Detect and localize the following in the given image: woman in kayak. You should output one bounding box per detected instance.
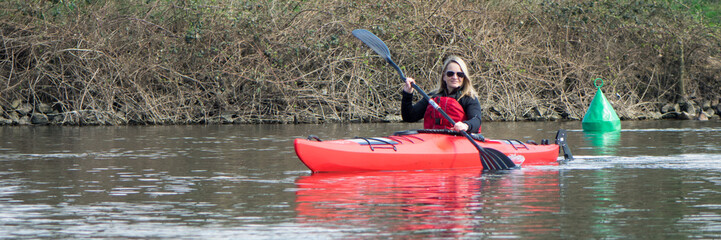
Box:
[401,55,482,133]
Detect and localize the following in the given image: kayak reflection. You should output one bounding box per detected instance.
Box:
[295,168,562,237]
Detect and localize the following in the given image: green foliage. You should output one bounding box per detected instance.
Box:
[35,0,97,22]
[664,0,721,27]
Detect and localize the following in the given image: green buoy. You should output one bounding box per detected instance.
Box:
[582,78,621,132]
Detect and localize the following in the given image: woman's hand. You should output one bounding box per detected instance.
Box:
[453,122,469,132]
[403,78,415,93]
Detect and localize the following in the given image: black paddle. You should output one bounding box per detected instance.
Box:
[351,29,516,170]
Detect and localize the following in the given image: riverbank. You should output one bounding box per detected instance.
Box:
[1,1,720,126]
[1,96,719,126]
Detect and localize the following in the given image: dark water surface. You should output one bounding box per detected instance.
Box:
[1,120,721,239]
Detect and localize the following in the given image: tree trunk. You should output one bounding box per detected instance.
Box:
[677,39,688,102]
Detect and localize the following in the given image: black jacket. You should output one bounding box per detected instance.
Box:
[401,90,482,133]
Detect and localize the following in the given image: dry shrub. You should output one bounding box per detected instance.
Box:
[0,0,719,125]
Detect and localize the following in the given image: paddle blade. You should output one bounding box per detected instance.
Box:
[484,148,517,170]
[352,29,391,61]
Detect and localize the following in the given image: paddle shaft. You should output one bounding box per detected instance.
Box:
[392,64,459,131]
[390,61,501,170]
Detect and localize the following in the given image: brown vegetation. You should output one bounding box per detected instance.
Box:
[1,0,720,125]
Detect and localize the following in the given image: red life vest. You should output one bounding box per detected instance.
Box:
[423,96,481,133]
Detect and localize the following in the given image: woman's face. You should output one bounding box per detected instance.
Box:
[443,62,464,92]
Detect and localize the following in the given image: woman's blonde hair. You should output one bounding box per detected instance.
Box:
[436,55,478,99]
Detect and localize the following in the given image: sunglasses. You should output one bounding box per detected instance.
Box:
[445,71,465,78]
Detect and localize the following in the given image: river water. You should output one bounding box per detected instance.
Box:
[1,120,721,239]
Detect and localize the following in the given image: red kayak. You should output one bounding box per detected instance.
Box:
[294,129,572,172]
